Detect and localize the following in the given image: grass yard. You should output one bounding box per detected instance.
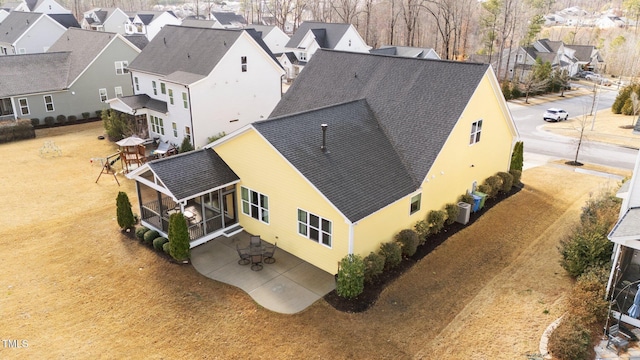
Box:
[0,122,626,359]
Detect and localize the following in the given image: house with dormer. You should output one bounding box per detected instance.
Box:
[81,8,129,35]
[106,25,284,149]
[283,22,370,78]
[125,10,180,40]
[125,50,518,275]
[0,28,139,122]
[0,11,73,55]
[11,0,70,14]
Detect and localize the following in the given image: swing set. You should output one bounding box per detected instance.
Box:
[95,152,121,186]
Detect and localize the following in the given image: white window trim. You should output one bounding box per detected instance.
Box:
[114,86,123,98]
[297,208,332,248]
[18,98,29,115]
[115,60,129,75]
[410,193,421,215]
[241,186,269,224]
[43,95,54,112]
[134,77,139,91]
[152,81,157,96]
[168,89,174,105]
[469,119,483,145]
[182,92,188,109]
[172,122,177,137]
[99,88,107,102]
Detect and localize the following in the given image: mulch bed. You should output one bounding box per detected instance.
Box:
[324,185,523,313]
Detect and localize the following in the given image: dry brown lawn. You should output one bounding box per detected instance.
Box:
[0,122,628,359]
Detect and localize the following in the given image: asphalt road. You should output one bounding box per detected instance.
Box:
[507,84,638,170]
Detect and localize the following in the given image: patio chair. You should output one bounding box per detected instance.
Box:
[249,235,262,248]
[236,244,250,265]
[250,253,263,271]
[263,242,277,264]
[607,324,629,355]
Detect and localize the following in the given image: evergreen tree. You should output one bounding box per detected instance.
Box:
[179,137,194,153]
[168,213,190,261]
[510,141,524,171]
[116,191,135,229]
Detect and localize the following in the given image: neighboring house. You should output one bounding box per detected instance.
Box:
[210,11,247,29]
[0,28,140,123]
[124,34,149,51]
[125,10,180,40]
[370,45,440,59]
[498,38,604,81]
[277,52,298,81]
[126,50,518,275]
[180,18,216,28]
[106,25,284,149]
[81,7,129,34]
[48,13,80,29]
[607,150,640,328]
[12,0,70,14]
[283,22,371,78]
[0,8,10,23]
[245,24,290,55]
[0,11,70,55]
[260,16,293,34]
[596,15,626,29]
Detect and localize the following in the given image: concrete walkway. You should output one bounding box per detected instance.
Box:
[190,231,336,314]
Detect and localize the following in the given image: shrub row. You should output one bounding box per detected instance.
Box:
[0,119,35,143]
[33,111,101,128]
[135,226,171,255]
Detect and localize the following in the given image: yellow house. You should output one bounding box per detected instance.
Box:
[127,50,518,275]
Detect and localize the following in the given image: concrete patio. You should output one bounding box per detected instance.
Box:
[190,231,336,314]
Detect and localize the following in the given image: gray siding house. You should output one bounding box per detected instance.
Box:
[0,28,139,123]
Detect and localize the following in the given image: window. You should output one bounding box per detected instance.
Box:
[150,116,165,135]
[43,95,54,112]
[114,86,123,98]
[469,119,482,145]
[516,54,523,63]
[172,122,177,137]
[99,88,107,102]
[18,98,29,115]
[160,82,166,94]
[134,77,139,91]
[298,209,331,247]
[299,52,306,61]
[182,92,188,109]
[185,126,191,140]
[1,47,7,55]
[241,186,269,223]
[115,61,129,75]
[168,89,174,105]
[152,81,157,95]
[348,39,352,47]
[241,56,247,72]
[410,193,421,215]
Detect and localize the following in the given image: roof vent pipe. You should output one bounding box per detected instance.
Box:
[321,124,328,152]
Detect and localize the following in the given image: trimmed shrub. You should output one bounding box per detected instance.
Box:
[363,252,385,283]
[569,266,609,325]
[153,237,169,251]
[135,226,149,240]
[96,110,102,118]
[379,241,402,270]
[56,114,67,125]
[179,137,194,153]
[395,229,419,257]
[82,112,91,120]
[116,191,136,230]
[558,222,613,278]
[414,219,429,244]
[68,115,77,124]
[496,171,514,193]
[427,210,447,235]
[477,184,492,197]
[509,169,522,185]
[31,118,40,127]
[336,254,365,299]
[44,116,55,127]
[483,175,503,197]
[143,230,159,245]
[547,317,592,360]
[168,212,190,260]
[162,242,171,254]
[444,203,460,225]
[458,193,474,206]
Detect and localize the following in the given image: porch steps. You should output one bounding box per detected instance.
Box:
[223,224,243,237]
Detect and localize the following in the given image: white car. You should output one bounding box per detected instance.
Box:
[543,108,568,122]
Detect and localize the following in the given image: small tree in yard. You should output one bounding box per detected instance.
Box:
[116,191,135,230]
[336,254,365,299]
[168,213,190,261]
[179,137,194,153]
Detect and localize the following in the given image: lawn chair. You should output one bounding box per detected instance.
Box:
[250,253,263,271]
[249,235,262,248]
[263,242,277,264]
[236,244,250,265]
[607,324,629,355]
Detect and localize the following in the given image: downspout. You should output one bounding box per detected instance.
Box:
[348,221,355,254]
[186,85,195,148]
[606,243,622,297]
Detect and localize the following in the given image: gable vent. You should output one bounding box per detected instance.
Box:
[321,124,328,152]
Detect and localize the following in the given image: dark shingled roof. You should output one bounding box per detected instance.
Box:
[285,22,351,49]
[270,50,489,214]
[254,99,416,222]
[0,52,70,97]
[148,149,239,201]
[124,34,149,50]
[25,0,39,11]
[0,12,43,43]
[48,13,80,28]
[116,94,167,113]
[128,25,243,79]
[137,13,154,25]
[567,44,596,62]
[211,12,247,26]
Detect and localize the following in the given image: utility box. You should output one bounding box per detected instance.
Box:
[456,202,471,224]
[473,191,488,210]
